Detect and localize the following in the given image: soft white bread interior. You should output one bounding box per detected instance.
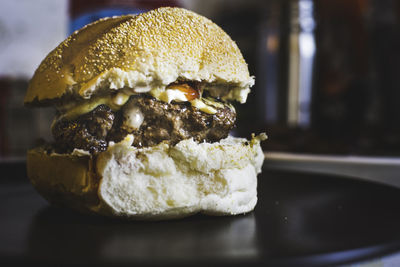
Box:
[27,134,266,220]
[24,7,254,106]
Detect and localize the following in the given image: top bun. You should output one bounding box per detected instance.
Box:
[24,7,254,106]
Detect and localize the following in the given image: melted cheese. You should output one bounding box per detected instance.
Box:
[190,99,217,114]
[57,86,231,120]
[150,88,222,114]
[59,92,130,120]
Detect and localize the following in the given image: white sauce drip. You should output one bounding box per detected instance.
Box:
[123,101,144,130]
[150,88,188,103]
[113,92,129,106]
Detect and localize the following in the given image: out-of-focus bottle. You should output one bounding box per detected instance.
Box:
[311,0,370,154]
[256,0,317,152]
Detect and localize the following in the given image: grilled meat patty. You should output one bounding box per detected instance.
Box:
[52,95,236,154]
[52,104,114,153]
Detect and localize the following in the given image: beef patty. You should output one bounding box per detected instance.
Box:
[52,95,236,154]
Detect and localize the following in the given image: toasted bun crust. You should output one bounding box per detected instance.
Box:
[26,135,265,220]
[24,7,254,106]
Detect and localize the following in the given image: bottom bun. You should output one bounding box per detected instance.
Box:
[27,134,266,220]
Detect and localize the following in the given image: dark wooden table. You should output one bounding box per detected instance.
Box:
[1,161,400,266]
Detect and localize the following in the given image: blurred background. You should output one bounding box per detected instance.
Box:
[1,0,400,158]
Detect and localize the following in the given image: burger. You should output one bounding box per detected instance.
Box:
[24,7,266,220]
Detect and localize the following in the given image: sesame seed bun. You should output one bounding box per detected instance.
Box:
[24,7,254,106]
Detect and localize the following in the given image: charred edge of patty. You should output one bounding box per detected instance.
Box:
[51,94,236,154]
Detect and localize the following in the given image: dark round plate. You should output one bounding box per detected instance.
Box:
[1,163,400,267]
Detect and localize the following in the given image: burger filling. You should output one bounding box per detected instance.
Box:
[51,82,236,154]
